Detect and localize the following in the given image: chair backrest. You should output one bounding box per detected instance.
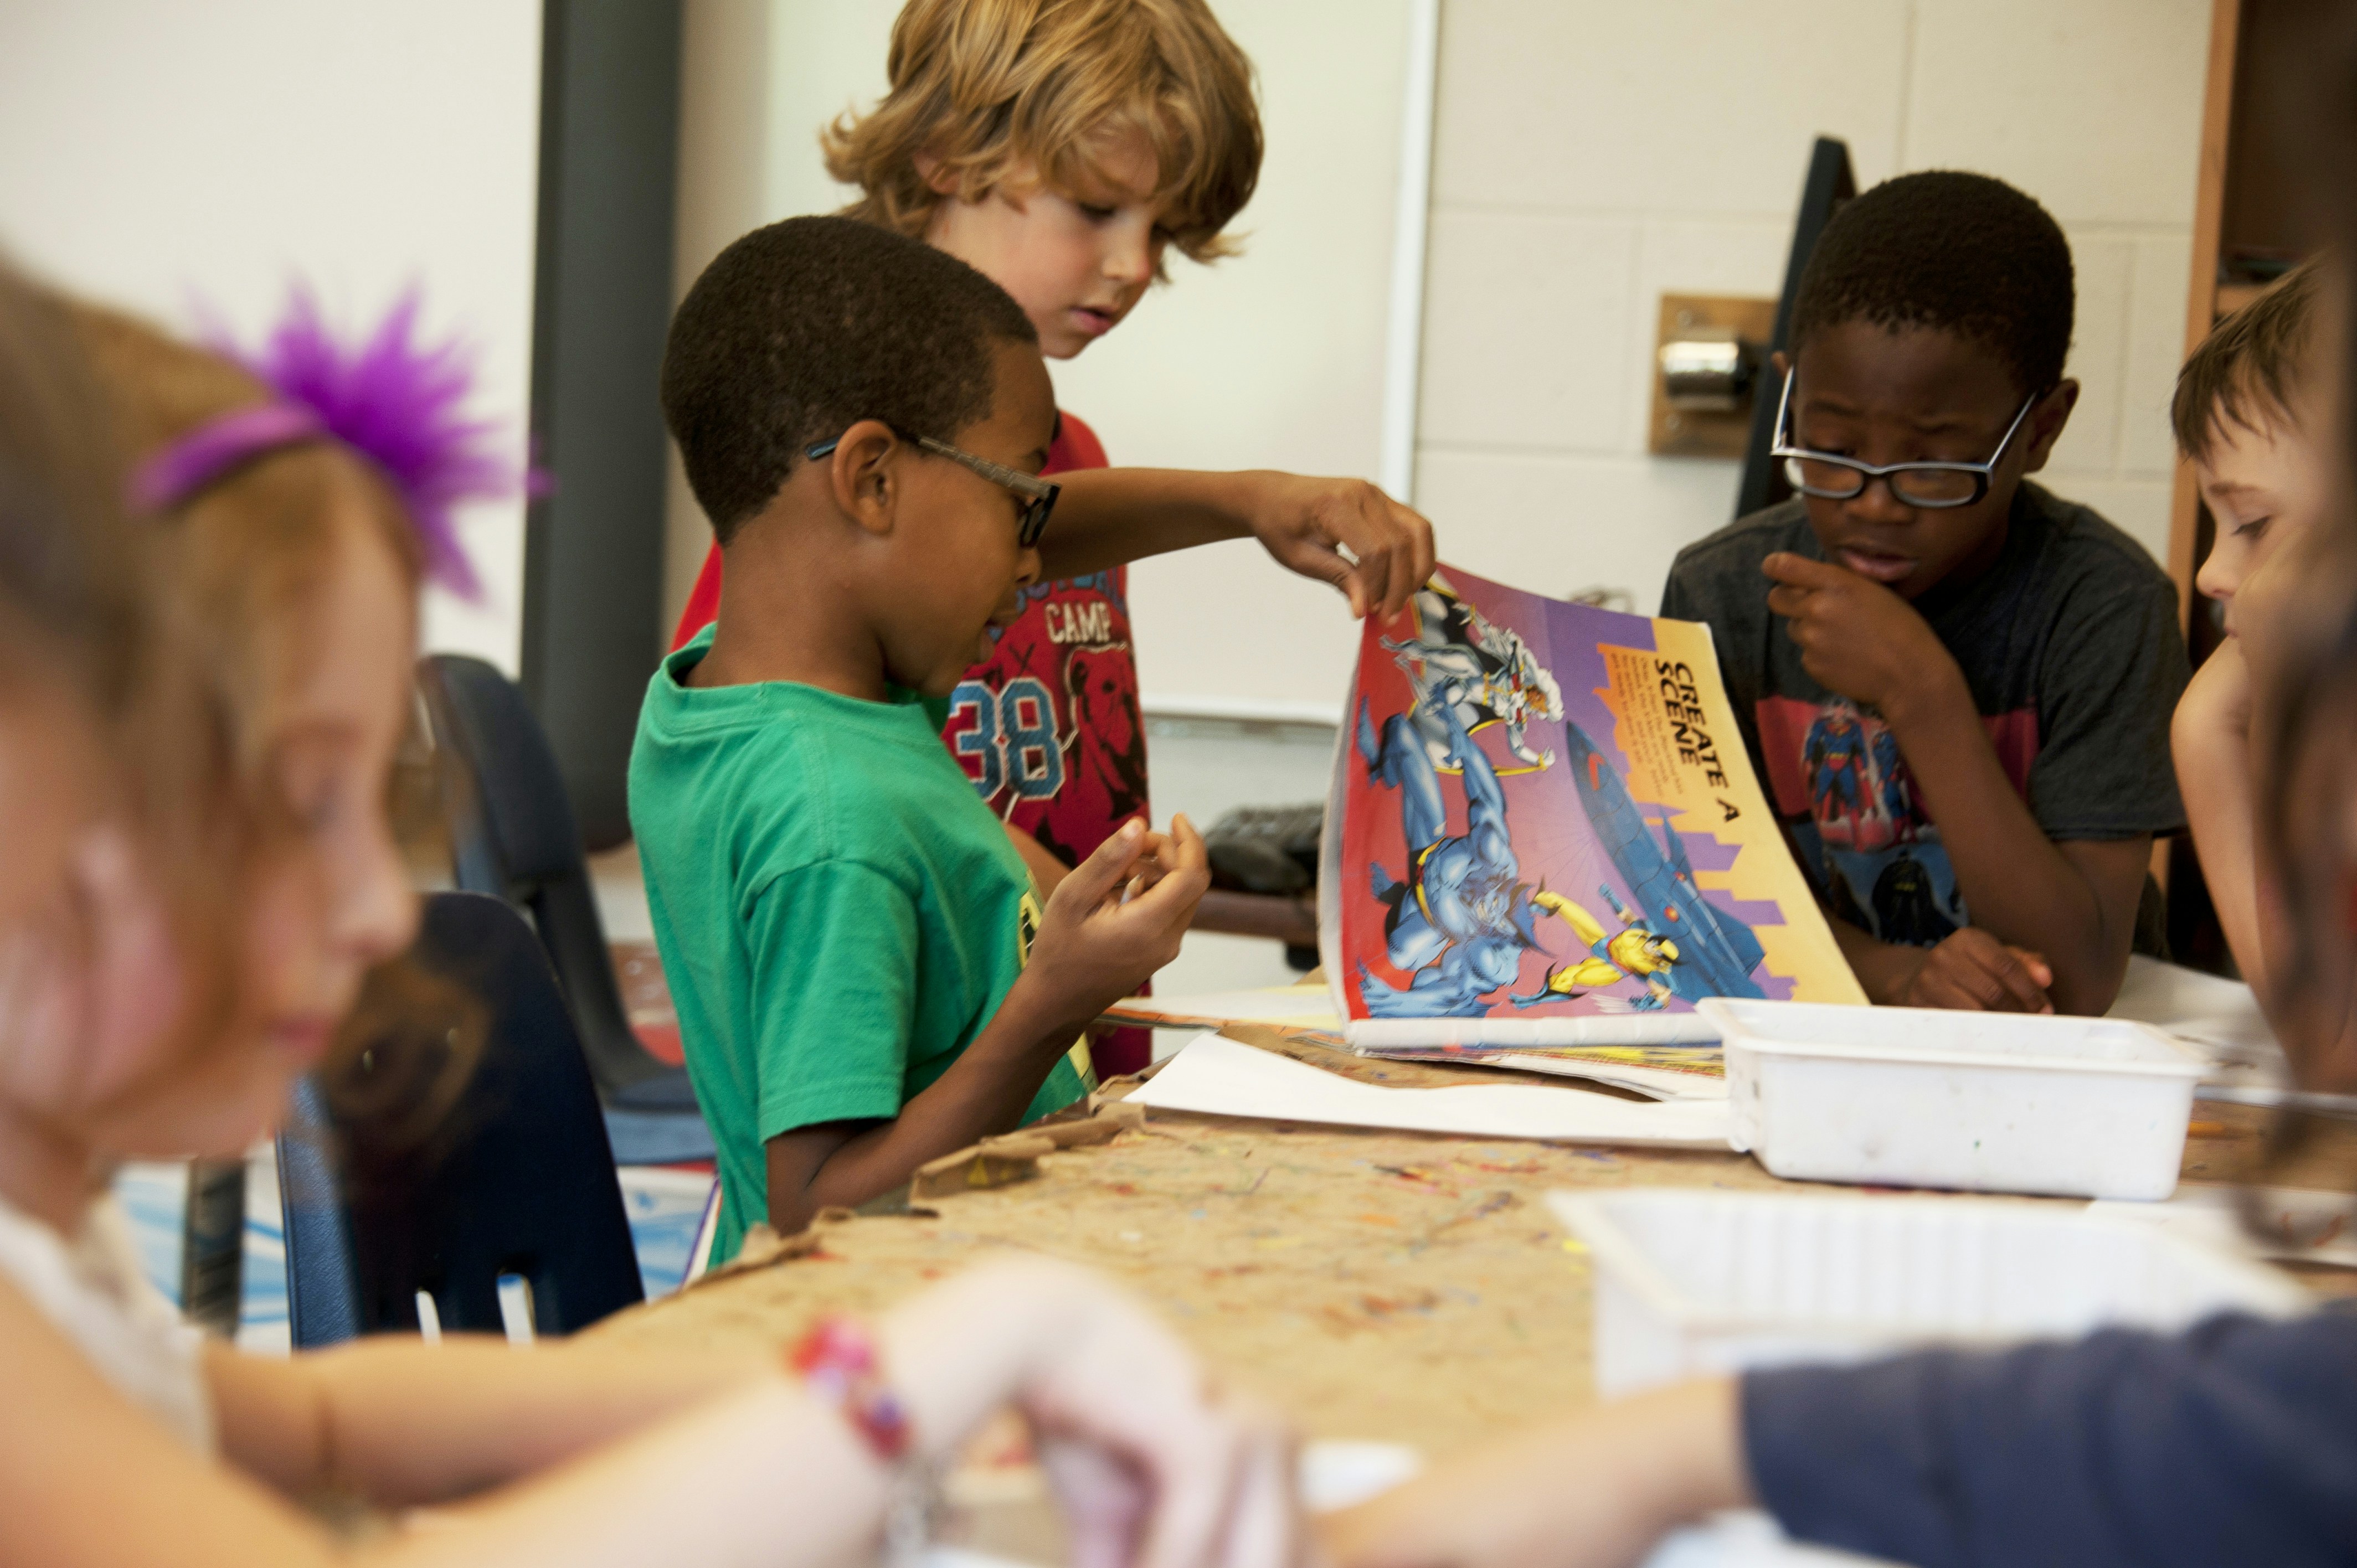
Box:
[415,654,657,1094]
[277,892,645,1347]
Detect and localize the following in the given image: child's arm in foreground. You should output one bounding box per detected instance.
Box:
[1765,553,2148,1014]
[1324,1311,2357,1568]
[8,1257,1298,1568]
[1040,468,1437,620]
[2172,638,2271,996]
[1322,1380,1749,1568]
[765,815,1209,1234]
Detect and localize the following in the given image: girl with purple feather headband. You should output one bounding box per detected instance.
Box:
[130,285,507,600]
[0,274,1304,1568]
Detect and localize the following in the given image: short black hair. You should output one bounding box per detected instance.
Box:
[1790,171,2075,396]
[661,215,1037,543]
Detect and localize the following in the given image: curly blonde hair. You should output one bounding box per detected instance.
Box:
[825,0,1262,275]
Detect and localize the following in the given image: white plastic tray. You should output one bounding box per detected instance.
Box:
[1700,997,2205,1199]
[1553,1187,2307,1399]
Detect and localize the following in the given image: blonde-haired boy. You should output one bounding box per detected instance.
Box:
[830,0,1261,293]
[2170,257,2334,997]
[672,0,1432,1076]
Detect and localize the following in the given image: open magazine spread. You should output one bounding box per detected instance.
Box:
[1320,565,1866,1046]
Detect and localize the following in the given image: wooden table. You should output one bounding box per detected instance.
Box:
[588,1030,2344,1459]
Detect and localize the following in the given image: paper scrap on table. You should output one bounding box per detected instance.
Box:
[1126,1033,1732,1148]
[1105,984,1342,1030]
[1377,1048,1728,1102]
[2106,955,2292,1096]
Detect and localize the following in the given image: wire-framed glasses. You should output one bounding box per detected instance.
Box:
[806,429,1059,546]
[1768,368,2037,509]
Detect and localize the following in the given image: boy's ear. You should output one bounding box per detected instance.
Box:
[2019,379,2081,473]
[825,419,904,539]
[914,150,960,198]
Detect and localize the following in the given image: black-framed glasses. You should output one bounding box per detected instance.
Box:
[1769,368,2039,509]
[806,428,1059,547]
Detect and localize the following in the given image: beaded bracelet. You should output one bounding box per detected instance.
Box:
[788,1316,912,1459]
[788,1316,934,1568]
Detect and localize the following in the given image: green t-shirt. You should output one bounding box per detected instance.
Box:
[629,629,1092,1263]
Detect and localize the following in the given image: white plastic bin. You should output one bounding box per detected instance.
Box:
[1553,1188,2307,1399]
[1698,997,2206,1200]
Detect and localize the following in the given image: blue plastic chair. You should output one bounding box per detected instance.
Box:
[416,653,712,1163]
[277,892,647,1346]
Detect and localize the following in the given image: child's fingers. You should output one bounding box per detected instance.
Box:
[1947,931,2051,1013]
[1206,1399,1304,1568]
[1056,819,1150,914]
[1357,497,1438,623]
[1761,550,1849,589]
[1165,812,1209,871]
[1385,499,1439,620]
[1911,968,1996,1012]
[1980,947,2051,1014]
[1119,850,1210,929]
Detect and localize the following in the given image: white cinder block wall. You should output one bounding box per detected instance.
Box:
[0,1,545,673]
[1411,0,2212,611]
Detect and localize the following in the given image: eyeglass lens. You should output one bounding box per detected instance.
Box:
[1018,494,1052,547]
[1782,456,1982,507]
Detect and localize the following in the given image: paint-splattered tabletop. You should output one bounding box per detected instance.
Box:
[586,1029,2343,1458]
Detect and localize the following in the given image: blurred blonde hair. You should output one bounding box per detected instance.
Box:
[0,262,145,711]
[65,302,474,1129]
[826,0,1262,277]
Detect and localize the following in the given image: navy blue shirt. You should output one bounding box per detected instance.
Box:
[1743,1307,2357,1566]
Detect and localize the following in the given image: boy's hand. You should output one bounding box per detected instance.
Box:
[1763,552,1962,723]
[1232,472,1437,621]
[1028,816,1211,1018]
[1892,927,2054,1012]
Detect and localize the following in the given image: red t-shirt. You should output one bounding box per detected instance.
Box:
[668,411,1154,1076]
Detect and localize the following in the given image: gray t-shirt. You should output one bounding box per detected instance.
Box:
[1659,482,2188,946]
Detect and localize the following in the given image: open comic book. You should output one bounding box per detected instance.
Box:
[1318,565,1866,1049]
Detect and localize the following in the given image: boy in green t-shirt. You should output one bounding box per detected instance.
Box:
[633,216,1207,1262]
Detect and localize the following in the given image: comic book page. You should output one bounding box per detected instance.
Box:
[1319,565,1866,1047]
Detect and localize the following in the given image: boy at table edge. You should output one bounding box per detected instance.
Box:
[632,218,1216,1263]
[1660,171,2188,1018]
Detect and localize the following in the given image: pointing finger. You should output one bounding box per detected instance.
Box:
[1761,551,1850,589]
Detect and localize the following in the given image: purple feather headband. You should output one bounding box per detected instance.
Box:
[128,287,533,601]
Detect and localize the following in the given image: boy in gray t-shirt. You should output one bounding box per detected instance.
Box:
[1660,172,2186,1017]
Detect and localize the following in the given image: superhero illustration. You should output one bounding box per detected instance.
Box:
[1869,724,1913,823]
[1512,886,1682,1011]
[1355,694,1547,1018]
[1546,721,1769,1005]
[1803,701,1873,844]
[1354,611,1772,1017]
[1798,698,1921,854]
[1337,564,1867,1030]
[1870,848,1959,946]
[1382,576,1565,772]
